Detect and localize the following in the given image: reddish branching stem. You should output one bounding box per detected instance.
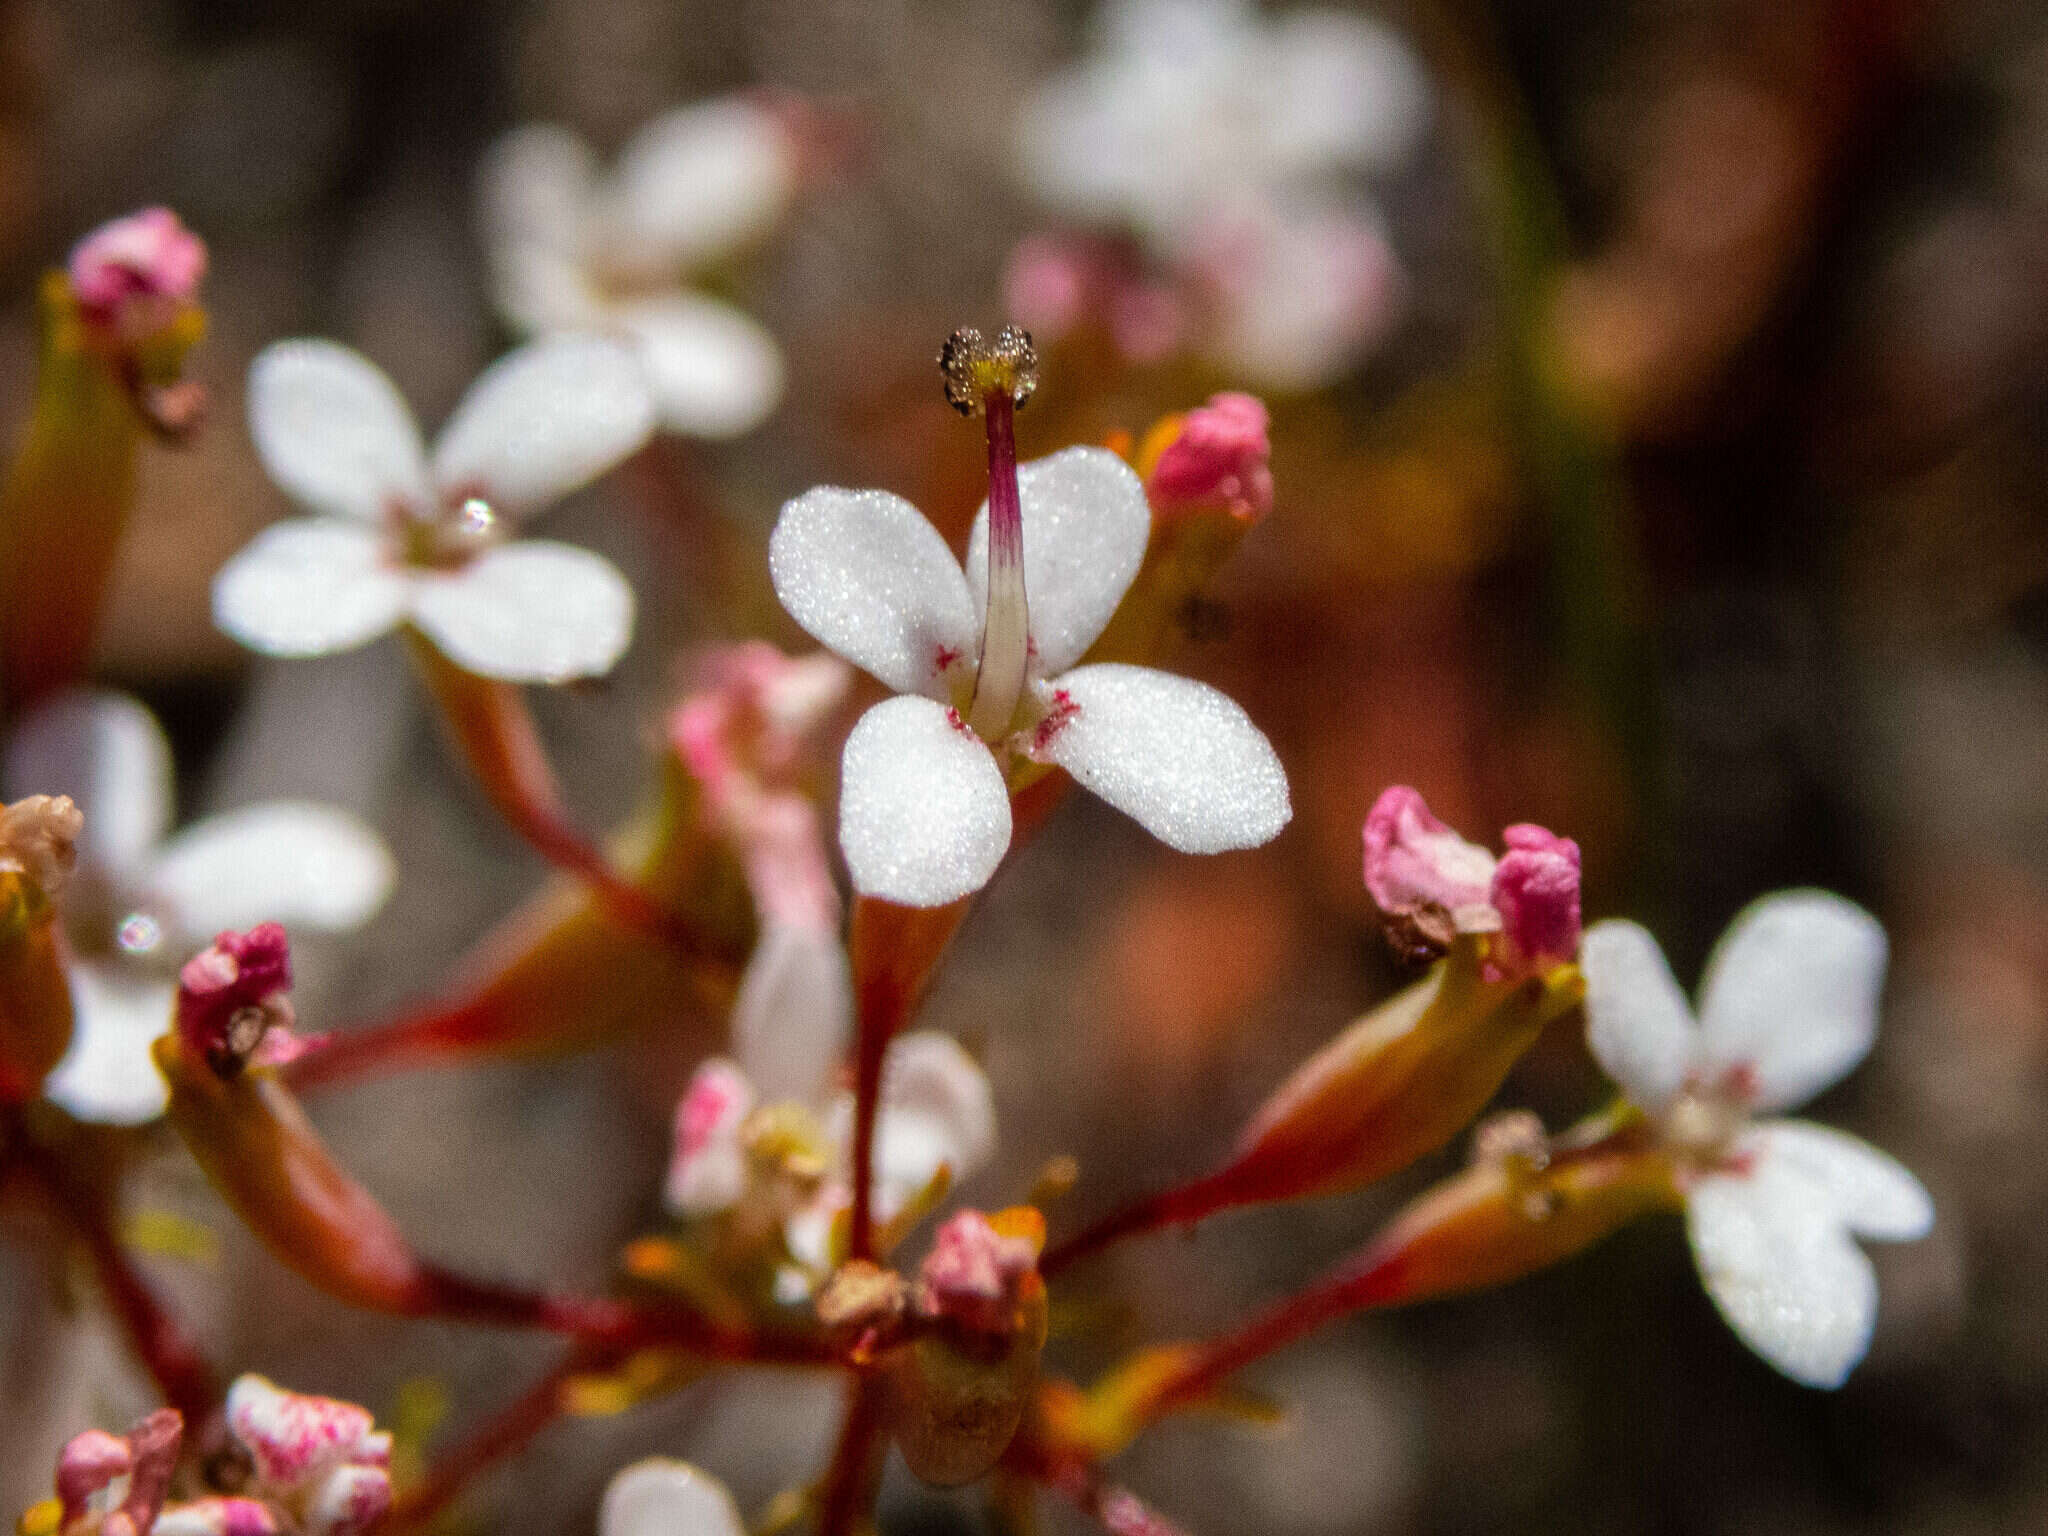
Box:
[815,1372,889,1536]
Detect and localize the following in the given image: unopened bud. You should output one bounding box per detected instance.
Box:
[939,326,1037,416]
[67,209,207,346]
[1143,394,1274,524]
[916,1209,1039,1337]
[175,925,294,1078]
[0,795,82,899]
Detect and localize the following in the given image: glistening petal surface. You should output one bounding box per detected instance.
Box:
[5,690,172,884]
[212,520,411,658]
[1686,1152,1879,1389]
[1697,890,1887,1112]
[1580,918,1697,1114]
[966,447,1152,677]
[1031,664,1289,853]
[248,341,430,521]
[837,696,1011,906]
[1752,1120,1934,1241]
[409,541,634,683]
[600,1460,746,1536]
[45,965,175,1125]
[149,803,395,938]
[616,295,784,438]
[769,487,978,696]
[430,334,655,517]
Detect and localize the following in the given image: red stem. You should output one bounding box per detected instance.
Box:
[385,1348,595,1532]
[282,994,498,1093]
[1040,1168,1244,1279]
[816,1372,888,1536]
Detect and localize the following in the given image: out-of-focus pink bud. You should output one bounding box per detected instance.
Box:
[68,209,207,342]
[1491,825,1582,974]
[225,1375,381,1490]
[1003,234,1094,346]
[175,925,296,1077]
[300,1463,392,1536]
[916,1210,1040,1336]
[1144,393,1274,524]
[152,1499,283,1536]
[55,1431,133,1526]
[665,1058,756,1216]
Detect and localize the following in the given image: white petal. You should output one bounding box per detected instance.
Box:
[212,519,411,659]
[43,965,173,1125]
[477,123,597,254]
[1697,890,1888,1112]
[4,690,172,885]
[966,447,1152,677]
[248,341,430,522]
[664,1059,756,1218]
[730,920,851,1105]
[488,242,608,336]
[148,803,394,939]
[408,541,633,684]
[1030,664,1288,853]
[1260,12,1430,175]
[1751,1120,1934,1242]
[604,97,798,271]
[429,335,654,517]
[1686,1154,1878,1389]
[599,1459,744,1536]
[874,1031,997,1203]
[1579,919,1698,1113]
[837,696,1011,907]
[768,487,978,696]
[616,295,783,438]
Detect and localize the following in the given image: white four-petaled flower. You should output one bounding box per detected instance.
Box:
[4,691,393,1123]
[214,334,655,683]
[1581,891,1934,1388]
[479,97,795,438]
[599,1460,743,1536]
[769,446,1290,907]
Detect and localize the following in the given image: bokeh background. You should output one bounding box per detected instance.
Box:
[4,0,2047,1531]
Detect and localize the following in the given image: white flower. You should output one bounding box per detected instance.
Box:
[214,334,654,684]
[768,446,1290,907]
[600,1460,743,1536]
[479,97,795,438]
[4,691,393,1123]
[1581,891,1934,1388]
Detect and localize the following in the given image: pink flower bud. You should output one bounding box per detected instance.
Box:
[1362,786,1498,931]
[55,1431,133,1525]
[665,1059,755,1216]
[302,1463,393,1536]
[1145,393,1274,523]
[67,209,206,341]
[1002,234,1094,345]
[224,1375,378,1493]
[1490,824,1582,973]
[916,1210,1040,1336]
[175,925,294,1075]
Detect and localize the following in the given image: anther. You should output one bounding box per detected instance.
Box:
[939,326,1038,417]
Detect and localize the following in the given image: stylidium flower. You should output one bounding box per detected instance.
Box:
[479,96,797,437]
[1581,891,1934,1388]
[214,334,654,683]
[598,1459,743,1536]
[5,690,392,1123]
[68,208,207,347]
[1363,785,1580,979]
[769,327,1289,908]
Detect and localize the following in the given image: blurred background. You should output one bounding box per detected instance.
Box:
[2,0,2046,1531]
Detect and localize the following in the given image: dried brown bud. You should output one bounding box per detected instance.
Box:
[0,795,82,897]
[816,1259,908,1334]
[939,325,1037,416]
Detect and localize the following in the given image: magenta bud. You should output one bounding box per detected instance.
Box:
[175,925,294,1075]
[1491,825,1582,974]
[1145,393,1274,523]
[67,208,207,340]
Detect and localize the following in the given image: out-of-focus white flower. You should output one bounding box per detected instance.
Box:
[1012,0,1428,389]
[214,334,654,684]
[1582,892,1934,1388]
[4,691,392,1124]
[479,97,797,437]
[599,1460,743,1536]
[769,446,1289,907]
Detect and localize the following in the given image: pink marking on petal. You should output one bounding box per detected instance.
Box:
[225,1376,377,1495]
[1488,824,1582,976]
[153,1498,284,1536]
[1146,393,1274,524]
[944,706,975,737]
[68,208,206,339]
[1361,786,1498,925]
[916,1210,1038,1335]
[1029,688,1079,754]
[932,644,963,673]
[303,1463,393,1536]
[676,1061,749,1159]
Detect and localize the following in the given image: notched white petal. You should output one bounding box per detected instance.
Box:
[599,1459,745,1536]
[1698,890,1887,1112]
[212,519,411,659]
[966,447,1151,677]
[837,696,1011,907]
[1686,1159,1879,1389]
[1032,664,1288,853]
[150,803,395,938]
[1753,1120,1934,1242]
[431,335,655,516]
[409,540,634,683]
[1580,919,1698,1114]
[5,690,173,884]
[768,487,978,696]
[616,295,784,438]
[248,341,430,521]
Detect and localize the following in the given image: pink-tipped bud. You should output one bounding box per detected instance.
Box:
[1145,393,1274,524]
[301,1463,392,1536]
[1362,786,1499,952]
[916,1210,1040,1337]
[152,1498,283,1536]
[68,209,206,342]
[175,925,294,1077]
[55,1431,133,1525]
[1490,825,1582,974]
